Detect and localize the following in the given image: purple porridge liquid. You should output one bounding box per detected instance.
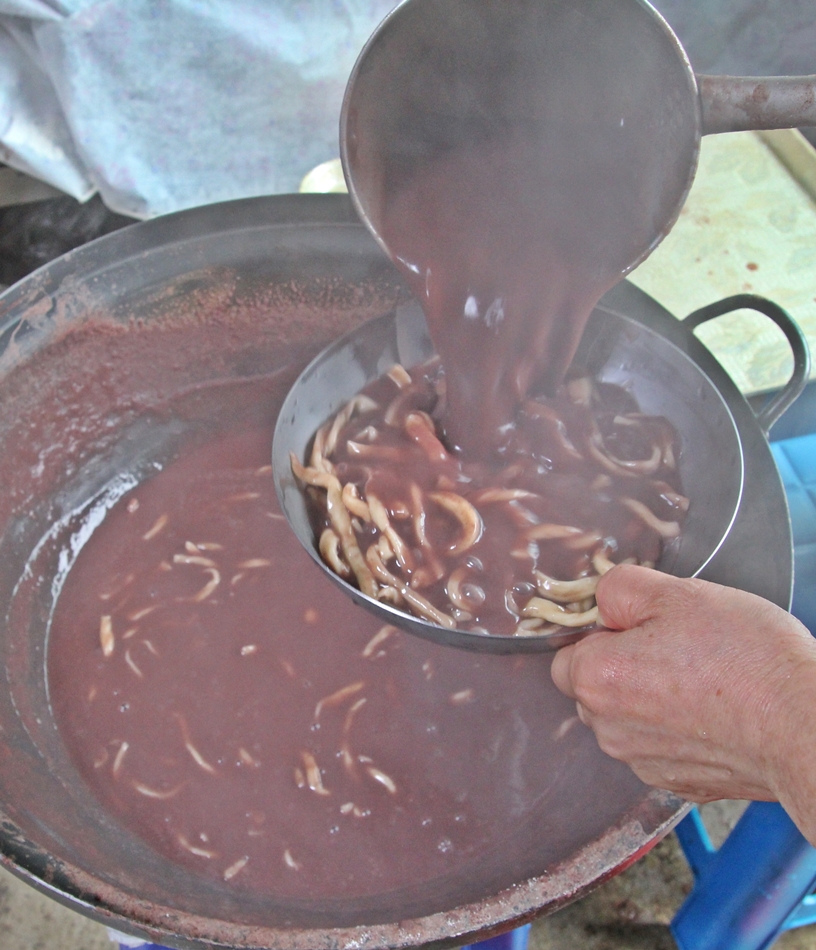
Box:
[47,378,579,899]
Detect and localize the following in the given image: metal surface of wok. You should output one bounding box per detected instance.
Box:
[0,194,802,949]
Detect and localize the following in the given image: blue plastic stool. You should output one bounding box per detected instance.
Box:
[112,939,173,950]
[669,433,816,950]
[769,434,816,634]
[116,924,535,950]
[461,805,816,950]
[462,922,532,950]
[672,804,816,950]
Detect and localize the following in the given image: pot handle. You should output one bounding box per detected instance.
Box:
[698,75,816,134]
[683,294,811,438]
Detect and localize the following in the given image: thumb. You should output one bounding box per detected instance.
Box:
[595,563,675,631]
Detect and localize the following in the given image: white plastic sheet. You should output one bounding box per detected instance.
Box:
[6,0,809,220]
[0,0,396,217]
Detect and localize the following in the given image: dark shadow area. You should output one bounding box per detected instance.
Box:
[0,193,135,287]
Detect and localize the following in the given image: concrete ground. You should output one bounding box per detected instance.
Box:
[2,802,816,950]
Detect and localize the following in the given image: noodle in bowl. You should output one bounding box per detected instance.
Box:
[290,358,684,638]
[272,299,745,653]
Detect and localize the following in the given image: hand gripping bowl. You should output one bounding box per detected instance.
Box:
[0,195,806,948]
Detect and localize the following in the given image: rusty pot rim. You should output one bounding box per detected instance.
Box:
[1,791,686,949]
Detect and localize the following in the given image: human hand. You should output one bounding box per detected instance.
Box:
[550,565,816,819]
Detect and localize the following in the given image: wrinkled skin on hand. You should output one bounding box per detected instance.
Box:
[550,565,816,845]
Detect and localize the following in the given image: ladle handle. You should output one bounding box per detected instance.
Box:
[698,75,816,135]
[683,294,810,437]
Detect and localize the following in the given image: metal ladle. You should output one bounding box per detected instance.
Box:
[340,0,816,272]
[273,0,815,653]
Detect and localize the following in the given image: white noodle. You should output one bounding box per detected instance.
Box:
[223,856,249,880]
[173,553,216,567]
[189,568,220,603]
[99,615,114,657]
[343,697,367,734]
[622,497,681,538]
[387,363,412,389]
[522,597,599,627]
[342,482,371,521]
[112,741,129,778]
[534,571,599,602]
[132,781,184,800]
[446,567,486,611]
[472,488,540,503]
[128,605,158,621]
[314,681,365,721]
[301,751,330,796]
[366,765,397,794]
[238,747,260,767]
[404,412,451,463]
[362,624,395,658]
[428,491,483,554]
[142,514,168,540]
[177,834,216,859]
[174,715,217,774]
[524,523,583,541]
[124,649,143,678]
[367,493,413,571]
[592,549,617,575]
[366,546,456,628]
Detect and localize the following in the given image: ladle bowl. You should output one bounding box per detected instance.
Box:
[272,299,748,653]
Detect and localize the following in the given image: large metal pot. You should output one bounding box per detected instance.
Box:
[0,195,803,948]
